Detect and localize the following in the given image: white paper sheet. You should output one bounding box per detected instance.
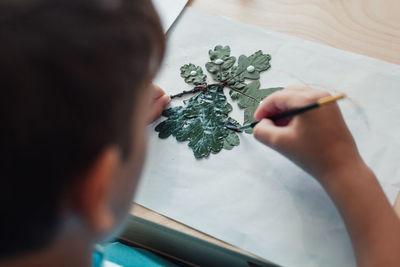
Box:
[152,0,188,32]
[134,8,400,267]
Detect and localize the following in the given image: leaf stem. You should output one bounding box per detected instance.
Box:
[170,86,203,99]
[226,86,258,102]
[225,68,246,83]
[170,79,258,103]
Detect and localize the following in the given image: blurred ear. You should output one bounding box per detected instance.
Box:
[73,147,121,235]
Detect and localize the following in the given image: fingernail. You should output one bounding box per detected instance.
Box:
[162,95,171,104]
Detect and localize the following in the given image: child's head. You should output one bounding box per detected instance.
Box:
[0,0,164,260]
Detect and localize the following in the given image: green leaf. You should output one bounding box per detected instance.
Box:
[223,117,240,150]
[180,64,207,85]
[230,80,283,132]
[209,45,231,60]
[156,85,240,158]
[243,106,258,134]
[221,57,236,70]
[156,45,283,157]
[229,82,246,100]
[206,45,236,81]
[229,50,271,83]
[248,50,271,71]
[236,55,250,73]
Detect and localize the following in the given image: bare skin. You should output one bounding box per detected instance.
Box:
[254,86,400,267]
[148,84,171,124]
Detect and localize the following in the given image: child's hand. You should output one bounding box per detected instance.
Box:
[255,87,400,266]
[148,84,170,124]
[253,86,363,181]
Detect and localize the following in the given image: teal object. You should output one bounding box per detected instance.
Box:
[92,245,103,267]
[93,242,178,267]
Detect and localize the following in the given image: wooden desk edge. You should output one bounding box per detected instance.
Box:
[130,203,263,259]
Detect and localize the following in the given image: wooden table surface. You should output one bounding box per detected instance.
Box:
[131,0,400,255]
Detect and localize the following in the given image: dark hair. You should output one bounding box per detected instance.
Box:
[0,0,164,258]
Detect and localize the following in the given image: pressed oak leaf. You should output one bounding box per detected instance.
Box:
[156,45,282,158]
[231,80,283,132]
[205,45,236,81]
[155,85,240,158]
[228,50,271,84]
[180,64,207,85]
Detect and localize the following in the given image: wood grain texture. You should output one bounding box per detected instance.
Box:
[190,0,400,65]
[131,0,400,255]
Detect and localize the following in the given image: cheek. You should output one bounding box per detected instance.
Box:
[100,130,147,240]
[129,124,147,189]
[109,93,151,226]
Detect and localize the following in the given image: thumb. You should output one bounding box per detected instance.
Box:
[253,119,290,149]
[148,95,170,124]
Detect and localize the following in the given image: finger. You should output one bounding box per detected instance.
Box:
[254,88,330,121]
[152,84,165,100]
[148,95,170,123]
[274,117,292,126]
[254,89,300,121]
[284,86,310,92]
[253,119,291,148]
[254,90,288,121]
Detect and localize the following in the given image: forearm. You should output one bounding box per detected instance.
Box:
[320,162,400,267]
[253,87,400,265]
